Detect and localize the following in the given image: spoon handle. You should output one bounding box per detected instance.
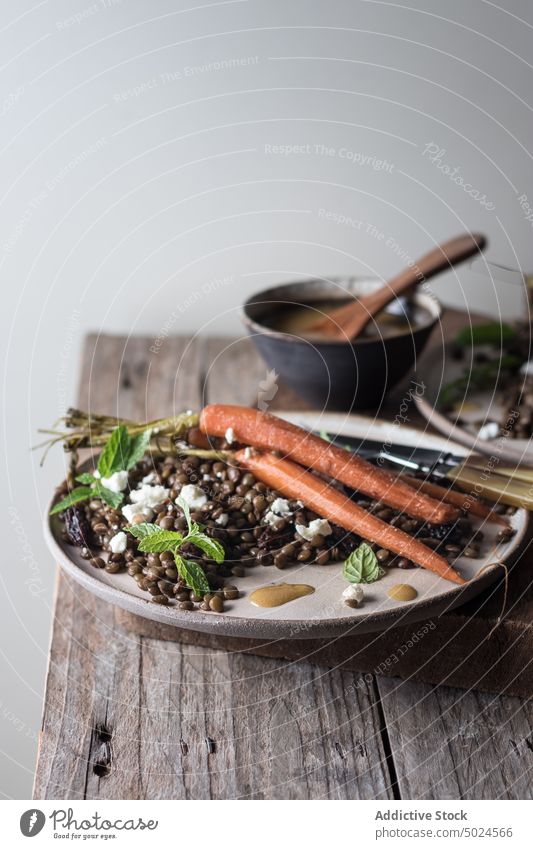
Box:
[314,232,487,339]
[355,232,487,328]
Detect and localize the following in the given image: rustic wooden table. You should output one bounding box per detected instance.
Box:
[34,329,533,800]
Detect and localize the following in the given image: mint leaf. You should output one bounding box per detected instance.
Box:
[176,494,192,530]
[343,543,382,584]
[50,486,93,515]
[76,472,96,485]
[94,483,123,509]
[138,529,183,553]
[175,554,209,596]
[126,429,152,469]
[125,522,160,540]
[98,424,131,477]
[186,532,225,563]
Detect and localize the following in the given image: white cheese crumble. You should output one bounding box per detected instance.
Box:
[122,504,154,523]
[224,427,235,445]
[122,483,169,523]
[264,497,292,526]
[477,422,500,440]
[295,518,332,541]
[342,585,364,606]
[141,472,156,485]
[520,360,533,378]
[215,513,229,527]
[178,484,208,510]
[130,484,169,508]
[101,470,129,493]
[93,470,101,479]
[270,498,291,516]
[109,531,127,554]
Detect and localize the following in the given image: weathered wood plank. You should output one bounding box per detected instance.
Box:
[378,676,533,799]
[34,333,393,799]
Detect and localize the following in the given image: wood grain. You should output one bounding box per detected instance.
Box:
[34,326,533,800]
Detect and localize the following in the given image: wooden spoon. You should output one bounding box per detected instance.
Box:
[307,232,487,340]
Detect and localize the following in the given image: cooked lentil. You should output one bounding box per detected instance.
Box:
[54,447,504,613]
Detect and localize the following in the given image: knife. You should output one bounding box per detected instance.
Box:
[319,431,533,510]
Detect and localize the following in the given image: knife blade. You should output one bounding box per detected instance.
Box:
[322,432,465,475]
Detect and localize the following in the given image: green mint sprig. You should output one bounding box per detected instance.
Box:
[50,424,152,515]
[343,543,384,584]
[125,495,225,597]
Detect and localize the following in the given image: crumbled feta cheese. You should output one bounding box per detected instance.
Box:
[264,498,292,526]
[295,518,332,541]
[141,472,156,485]
[178,484,207,510]
[202,474,211,481]
[109,531,127,554]
[270,498,291,516]
[477,422,500,440]
[130,484,169,508]
[342,584,364,606]
[122,503,154,523]
[101,470,129,493]
[225,427,235,445]
[93,470,101,479]
[216,513,229,527]
[121,483,169,523]
[520,360,533,378]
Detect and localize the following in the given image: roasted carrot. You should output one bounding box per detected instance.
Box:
[236,449,466,585]
[400,474,510,527]
[201,405,458,524]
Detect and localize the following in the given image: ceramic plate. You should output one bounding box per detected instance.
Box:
[44,412,530,639]
[414,343,533,466]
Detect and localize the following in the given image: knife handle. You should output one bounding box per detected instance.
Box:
[447,464,533,510]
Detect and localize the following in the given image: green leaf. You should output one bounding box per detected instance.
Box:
[455,321,517,348]
[76,472,97,485]
[125,522,160,540]
[138,529,183,553]
[176,494,192,531]
[186,531,225,563]
[343,543,383,584]
[126,429,152,469]
[175,554,209,596]
[97,424,131,477]
[50,486,93,515]
[93,484,124,509]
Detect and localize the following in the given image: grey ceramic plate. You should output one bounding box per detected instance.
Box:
[414,342,533,466]
[44,412,530,639]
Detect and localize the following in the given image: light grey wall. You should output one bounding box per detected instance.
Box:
[1,0,532,797]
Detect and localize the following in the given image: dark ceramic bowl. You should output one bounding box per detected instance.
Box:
[242,277,441,411]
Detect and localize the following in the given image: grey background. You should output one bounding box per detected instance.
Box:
[1,0,532,798]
